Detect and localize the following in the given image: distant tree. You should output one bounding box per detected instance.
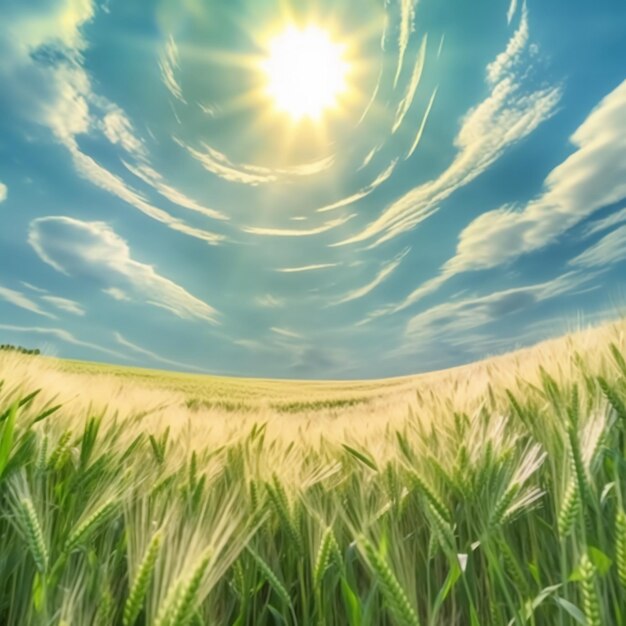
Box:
[0,343,41,355]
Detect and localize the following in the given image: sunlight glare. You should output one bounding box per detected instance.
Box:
[262,26,349,121]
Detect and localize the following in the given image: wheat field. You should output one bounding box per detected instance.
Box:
[1,319,626,625]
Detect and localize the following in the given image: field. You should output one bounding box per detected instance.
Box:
[1,319,626,625]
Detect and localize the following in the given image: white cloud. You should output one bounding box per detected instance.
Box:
[394,78,626,311]
[277,263,339,273]
[406,87,438,159]
[337,8,561,247]
[392,36,427,133]
[102,287,129,301]
[114,332,206,372]
[394,0,417,87]
[0,182,7,203]
[123,161,228,221]
[488,4,529,84]
[29,216,220,324]
[570,225,626,268]
[1,10,225,247]
[176,138,334,185]
[21,282,48,294]
[447,79,626,275]
[396,271,598,357]
[41,295,85,316]
[332,248,409,305]
[242,214,355,237]
[101,108,146,156]
[255,294,284,308]
[317,160,398,213]
[159,35,186,103]
[0,323,129,360]
[0,285,55,319]
[271,327,303,339]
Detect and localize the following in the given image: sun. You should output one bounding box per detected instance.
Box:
[262,26,349,121]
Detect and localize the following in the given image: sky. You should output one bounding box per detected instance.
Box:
[0,0,625,379]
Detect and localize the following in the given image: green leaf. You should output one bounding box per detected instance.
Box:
[342,444,378,471]
[554,597,585,624]
[587,546,612,576]
[0,402,18,477]
[431,560,461,619]
[340,577,362,626]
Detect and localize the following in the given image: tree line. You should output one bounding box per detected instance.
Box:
[0,344,41,355]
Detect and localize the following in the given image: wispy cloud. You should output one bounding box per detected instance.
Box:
[317,160,398,213]
[114,332,206,372]
[406,86,438,158]
[277,263,339,273]
[242,214,355,237]
[332,248,410,305]
[392,271,598,360]
[102,287,129,301]
[570,225,626,268]
[271,327,303,339]
[337,8,561,247]
[392,36,427,133]
[394,0,417,87]
[0,324,129,360]
[101,108,146,156]
[176,139,334,185]
[41,295,85,316]
[159,35,186,103]
[255,294,284,308]
[21,282,48,294]
[43,65,224,245]
[29,216,220,324]
[397,78,626,308]
[0,285,55,319]
[123,161,228,221]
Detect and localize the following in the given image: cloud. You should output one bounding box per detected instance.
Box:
[102,287,129,301]
[448,79,626,274]
[101,108,146,156]
[391,78,626,311]
[401,271,597,348]
[406,87,438,159]
[277,263,339,273]
[570,225,626,268]
[392,36,427,133]
[0,182,6,203]
[255,294,284,308]
[337,8,561,247]
[0,285,56,319]
[1,10,225,247]
[29,216,220,324]
[40,295,85,316]
[394,0,417,87]
[21,282,48,294]
[114,332,206,372]
[332,248,409,305]
[123,161,228,221]
[0,323,129,360]
[242,214,355,237]
[317,160,398,213]
[176,139,334,185]
[271,327,303,339]
[159,35,186,103]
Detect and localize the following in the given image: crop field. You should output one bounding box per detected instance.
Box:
[1,319,626,625]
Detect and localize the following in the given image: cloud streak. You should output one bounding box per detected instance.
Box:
[337,8,561,247]
[0,285,56,319]
[29,216,220,324]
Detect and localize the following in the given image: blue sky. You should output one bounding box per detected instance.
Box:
[0,0,625,378]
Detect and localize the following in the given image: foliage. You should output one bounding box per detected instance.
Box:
[1,322,626,624]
